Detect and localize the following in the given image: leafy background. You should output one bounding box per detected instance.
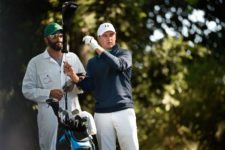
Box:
[0,0,225,149]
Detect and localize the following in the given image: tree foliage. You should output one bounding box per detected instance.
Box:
[0,0,225,150]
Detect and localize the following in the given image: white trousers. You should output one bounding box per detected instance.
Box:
[37,104,58,150]
[94,108,139,150]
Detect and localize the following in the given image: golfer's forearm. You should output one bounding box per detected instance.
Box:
[95,47,105,55]
[70,73,80,83]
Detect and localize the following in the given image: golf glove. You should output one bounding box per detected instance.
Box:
[82,35,100,50]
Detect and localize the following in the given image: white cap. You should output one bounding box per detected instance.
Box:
[97,22,116,36]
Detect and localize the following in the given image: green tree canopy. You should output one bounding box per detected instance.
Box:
[0,0,225,149]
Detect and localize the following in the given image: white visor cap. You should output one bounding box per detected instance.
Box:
[97,23,116,36]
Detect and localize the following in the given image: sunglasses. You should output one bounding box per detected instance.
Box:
[48,33,63,39]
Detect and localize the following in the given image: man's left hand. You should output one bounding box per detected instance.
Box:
[82,35,100,50]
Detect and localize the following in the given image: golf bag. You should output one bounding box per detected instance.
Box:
[46,98,96,150]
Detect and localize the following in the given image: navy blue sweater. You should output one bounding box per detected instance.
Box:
[77,44,133,113]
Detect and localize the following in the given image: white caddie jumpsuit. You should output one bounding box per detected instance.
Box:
[22,49,85,150]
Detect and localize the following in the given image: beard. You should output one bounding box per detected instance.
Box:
[47,39,63,51]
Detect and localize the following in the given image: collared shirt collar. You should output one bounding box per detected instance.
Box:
[42,48,51,59]
[109,44,119,53]
[42,48,64,60]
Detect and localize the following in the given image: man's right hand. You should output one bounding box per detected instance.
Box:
[63,61,80,83]
[50,89,64,101]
